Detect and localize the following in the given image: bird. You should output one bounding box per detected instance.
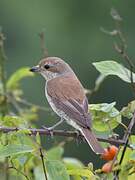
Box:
[30,57,104,154]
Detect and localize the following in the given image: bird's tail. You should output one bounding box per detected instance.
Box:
[81,128,104,154]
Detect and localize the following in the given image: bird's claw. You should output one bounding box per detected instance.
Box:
[42,125,54,138]
[109,133,119,139]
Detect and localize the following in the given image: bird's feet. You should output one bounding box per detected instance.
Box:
[42,125,54,137]
[42,118,64,137]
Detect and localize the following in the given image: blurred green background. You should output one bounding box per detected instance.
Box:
[0,0,135,166]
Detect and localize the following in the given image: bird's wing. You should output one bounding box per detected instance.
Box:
[47,74,91,128]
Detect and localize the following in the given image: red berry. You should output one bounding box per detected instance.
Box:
[102,161,112,173]
[101,145,118,161]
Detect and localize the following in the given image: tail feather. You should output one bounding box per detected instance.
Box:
[81,128,104,154]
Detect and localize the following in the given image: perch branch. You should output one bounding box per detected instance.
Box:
[0,126,130,146]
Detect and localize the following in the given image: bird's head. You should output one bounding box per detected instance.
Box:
[30,57,73,80]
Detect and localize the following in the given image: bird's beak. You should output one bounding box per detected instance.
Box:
[30,65,40,72]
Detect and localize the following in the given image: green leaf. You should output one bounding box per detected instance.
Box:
[89,102,121,132]
[6,67,34,90]
[90,102,116,113]
[63,158,84,180]
[64,158,97,179]
[67,168,96,179]
[63,157,84,169]
[20,106,38,122]
[0,144,34,158]
[35,132,41,145]
[117,140,135,164]
[1,115,22,127]
[14,131,38,150]
[121,100,135,119]
[129,136,135,154]
[34,166,46,180]
[47,146,64,160]
[119,162,133,180]
[93,60,135,83]
[46,160,70,180]
[128,174,135,180]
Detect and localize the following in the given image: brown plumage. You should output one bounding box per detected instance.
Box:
[30,57,104,154]
[47,73,90,128]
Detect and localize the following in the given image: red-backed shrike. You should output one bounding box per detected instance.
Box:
[30,57,104,154]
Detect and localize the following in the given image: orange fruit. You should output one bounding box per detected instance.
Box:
[102,161,112,173]
[101,145,118,161]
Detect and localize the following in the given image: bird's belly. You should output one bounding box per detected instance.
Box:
[45,88,81,131]
[45,89,61,115]
[66,118,81,131]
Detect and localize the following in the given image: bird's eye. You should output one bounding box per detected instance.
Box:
[44,64,50,69]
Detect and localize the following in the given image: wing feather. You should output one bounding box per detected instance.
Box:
[47,73,91,128]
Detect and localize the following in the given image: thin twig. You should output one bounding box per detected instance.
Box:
[17,98,51,112]
[114,43,135,92]
[10,97,23,113]
[8,166,30,180]
[86,74,106,98]
[0,31,8,115]
[0,30,9,180]
[111,8,135,93]
[119,112,135,164]
[39,31,48,58]
[0,126,130,146]
[114,111,135,179]
[39,148,48,180]
[102,8,135,93]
